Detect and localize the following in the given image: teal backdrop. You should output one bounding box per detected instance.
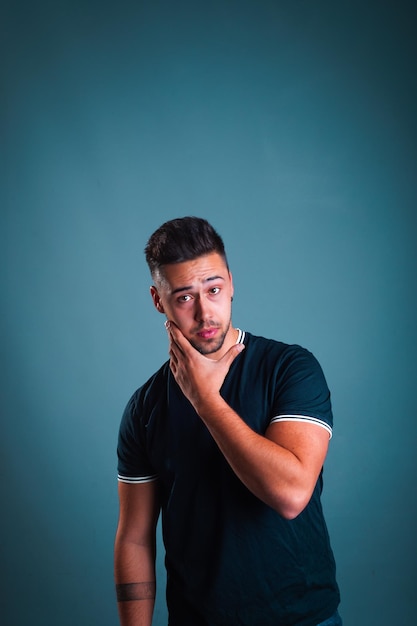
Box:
[2,1,416,625]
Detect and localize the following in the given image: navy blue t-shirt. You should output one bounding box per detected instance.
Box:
[117,331,340,625]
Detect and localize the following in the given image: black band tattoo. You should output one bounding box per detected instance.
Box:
[116,581,156,602]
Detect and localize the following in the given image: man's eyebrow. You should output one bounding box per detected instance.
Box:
[171,285,192,295]
[171,275,225,295]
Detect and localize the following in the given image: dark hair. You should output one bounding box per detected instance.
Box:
[145,216,228,278]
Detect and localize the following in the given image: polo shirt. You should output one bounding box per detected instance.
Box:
[117,331,340,625]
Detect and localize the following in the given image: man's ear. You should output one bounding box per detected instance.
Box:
[229,271,234,301]
[150,285,165,314]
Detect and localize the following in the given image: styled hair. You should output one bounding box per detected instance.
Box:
[145,216,228,279]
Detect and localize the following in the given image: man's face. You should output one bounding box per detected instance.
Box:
[150,252,235,359]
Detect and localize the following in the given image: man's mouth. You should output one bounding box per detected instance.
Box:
[196,328,219,339]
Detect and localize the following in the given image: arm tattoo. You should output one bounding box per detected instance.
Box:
[116,581,156,602]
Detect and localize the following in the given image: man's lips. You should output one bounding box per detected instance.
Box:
[196,328,219,339]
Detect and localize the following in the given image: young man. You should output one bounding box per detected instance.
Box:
[114,217,341,626]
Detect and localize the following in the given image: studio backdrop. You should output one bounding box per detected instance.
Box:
[2,2,416,625]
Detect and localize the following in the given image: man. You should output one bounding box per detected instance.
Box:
[114,217,341,626]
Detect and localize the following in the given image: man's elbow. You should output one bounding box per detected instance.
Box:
[271,488,312,521]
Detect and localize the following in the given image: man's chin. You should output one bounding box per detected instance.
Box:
[190,335,226,356]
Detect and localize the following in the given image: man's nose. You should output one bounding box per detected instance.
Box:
[194,296,211,322]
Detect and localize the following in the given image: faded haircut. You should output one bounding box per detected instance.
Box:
[145,216,229,280]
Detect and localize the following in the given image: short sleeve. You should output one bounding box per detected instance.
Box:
[117,390,158,484]
[270,346,333,438]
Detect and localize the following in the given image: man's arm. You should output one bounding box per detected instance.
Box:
[114,480,160,626]
[190,401,328,519]
[167,322,329,520]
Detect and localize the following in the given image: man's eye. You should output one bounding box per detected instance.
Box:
[210,287,220,295]
[178,294,192,302]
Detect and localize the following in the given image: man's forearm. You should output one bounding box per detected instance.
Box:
[116,581,156,603]
[194,395,327,519]
[114,540,156,626]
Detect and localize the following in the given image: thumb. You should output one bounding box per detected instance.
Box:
[221,342,245,366]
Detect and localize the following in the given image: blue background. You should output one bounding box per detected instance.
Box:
[2,1,416,624]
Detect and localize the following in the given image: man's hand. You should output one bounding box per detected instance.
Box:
[165,321,244,410]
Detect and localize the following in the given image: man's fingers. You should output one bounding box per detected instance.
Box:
[165,320,189,355]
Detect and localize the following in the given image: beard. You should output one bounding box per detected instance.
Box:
[189,320,231,356]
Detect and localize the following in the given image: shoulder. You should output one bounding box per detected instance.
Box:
[228,331,333,432]
[241,331,287,354]
[240,331,330,400]
[129,361,170,405]
[242,331,316,367]
[122,361,170,424]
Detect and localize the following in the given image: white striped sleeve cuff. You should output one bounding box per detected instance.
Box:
[269,415,332,438]
[117,474,159,484]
